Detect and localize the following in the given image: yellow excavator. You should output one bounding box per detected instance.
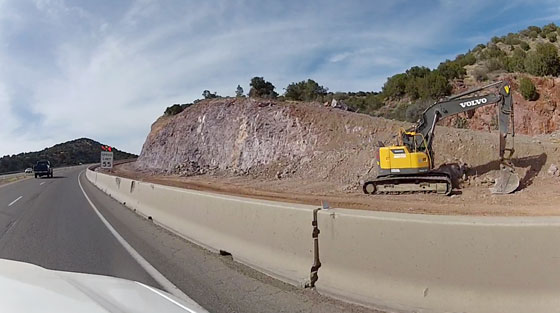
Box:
[363,81,519,195]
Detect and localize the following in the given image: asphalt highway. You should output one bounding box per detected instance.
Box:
[0,165,380,313]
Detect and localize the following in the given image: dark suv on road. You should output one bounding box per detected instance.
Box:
[34,160,53,178]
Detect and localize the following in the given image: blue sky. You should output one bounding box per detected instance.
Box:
[0,0,559,156]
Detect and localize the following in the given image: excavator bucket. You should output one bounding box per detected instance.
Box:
[489,167,519,194]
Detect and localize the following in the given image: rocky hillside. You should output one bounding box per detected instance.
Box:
[136,98,558,191]
[137,24,560,190]
[0,138,136,173]
[438,74,560,135]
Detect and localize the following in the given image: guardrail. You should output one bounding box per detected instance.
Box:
[86,168,560,313]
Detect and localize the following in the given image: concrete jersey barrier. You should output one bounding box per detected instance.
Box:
[316,208,560,313]
[87,168,560,313]
[86,169,315,287]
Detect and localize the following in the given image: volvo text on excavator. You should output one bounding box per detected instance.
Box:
[363,81,519,196]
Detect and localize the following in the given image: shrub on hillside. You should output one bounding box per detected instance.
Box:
[513,47,527,58]
[524,43,560,76]
[543,23,557,34]
[504,48,526,72]
[527,26,542,34]
[382,73,408,98]
[486,58,505,72]
[249,77,278,99]
[519,77,538,101]
[406,75,448,101]
[164,103,192,116]
[202,90,219,99]
[473,67,489,82]
[164,104,183,116]
[398,67,432,100]
[472,44,486,53]
[479,45,506,60]
[390,102,409,121]
[284,79,328,101]
[405,77,420,100]
[528,30,538,39]
[337,92,384,114]
[406,66,431,78]
[547,32,557,43]
[382,54,472,101]
[491,36,501,44]
[416,71,451,99]
[456,53,477,67]
[524,53,546,76]
[504,33,521,45]
[520,41,530,51]
[437,61,466,80]
[404,99,432,123]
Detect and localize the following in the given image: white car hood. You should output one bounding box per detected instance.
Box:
[0,259,205,313]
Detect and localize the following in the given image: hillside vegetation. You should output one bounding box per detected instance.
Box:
[164,23,560,131]
[0,138,137,173]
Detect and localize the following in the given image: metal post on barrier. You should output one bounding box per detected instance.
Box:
[309,208,321,287]
[309,201,329,288]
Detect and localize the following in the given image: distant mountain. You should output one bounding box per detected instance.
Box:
[0,138,137,173]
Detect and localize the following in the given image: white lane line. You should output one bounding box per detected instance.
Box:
[40,182,46,186]
[8,196,22,207]
[77,171,208,313]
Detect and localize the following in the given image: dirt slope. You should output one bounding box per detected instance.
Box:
[126,97,560,216]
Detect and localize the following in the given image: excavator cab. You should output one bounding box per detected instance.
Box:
[377,130,432,176]
[399,130,429,155]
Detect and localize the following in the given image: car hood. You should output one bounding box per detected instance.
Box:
[0,259,206,313]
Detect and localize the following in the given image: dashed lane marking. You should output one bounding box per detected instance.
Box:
[8,196,22,207]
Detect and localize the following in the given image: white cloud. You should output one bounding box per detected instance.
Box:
[0,0,557,156]
[329,52,352,63]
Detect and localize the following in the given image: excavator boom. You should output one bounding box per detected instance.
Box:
[409,81,514,164]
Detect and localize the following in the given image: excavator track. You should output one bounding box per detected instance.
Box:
[363,173,452,196]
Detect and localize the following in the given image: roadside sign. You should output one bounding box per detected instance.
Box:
[100,151,114,169]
